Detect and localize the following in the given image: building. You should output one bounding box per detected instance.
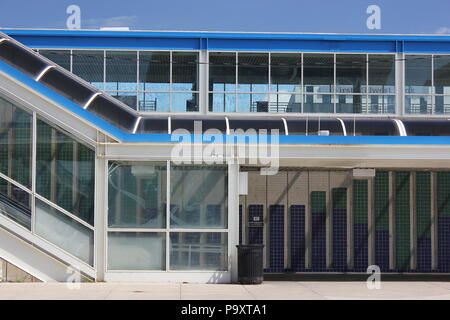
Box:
[0,29,450,282]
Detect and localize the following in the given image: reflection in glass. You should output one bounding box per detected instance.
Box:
[172,93,198,112]
[367,95,395,114]
[172,52,198,91]
[434,55,450,95]
[405,55,432,94]
[209,52,236,92]
[107,91,137,110]
[108,161,167,228]
[108,232,166,270]
[303,94,334,113]
[170,165,227,229]
[139,92,170,112]
[39,50,71,71]
[36,119,95,225]
[0,96,32,188]
[0,176,31,229]
[237,93,269,112]
[105,51,137,91]
[336,95,366,113]
[270,54,301,93]
[405,95,432,114]
[170,232,228,270]
[237,53,269,92]
[72,50,104,89]
[336,54,366,94]
[269,93,300,113]
[209,93,236,112]
[303,54,334,93]
[139,52,170,91]
[35,199,94,265]
[435,95,450,114]
[368,55,395,94]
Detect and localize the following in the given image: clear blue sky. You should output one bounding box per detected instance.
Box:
[1,0,450,34]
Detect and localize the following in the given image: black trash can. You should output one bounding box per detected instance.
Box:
[236,244,264,284]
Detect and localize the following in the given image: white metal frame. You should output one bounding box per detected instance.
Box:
[102,159,235,283]
[206,51,397,116]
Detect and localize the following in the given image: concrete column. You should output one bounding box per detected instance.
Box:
[228,162,239,283]
[94,132,107,281]
[199,49,208,114]
[395,52,405,116]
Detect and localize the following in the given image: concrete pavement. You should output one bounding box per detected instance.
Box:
[1,281,450,299]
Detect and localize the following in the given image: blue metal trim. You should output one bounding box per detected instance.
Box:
[1,58,450,145]
[3,29,450,53]
[0,60,127,141]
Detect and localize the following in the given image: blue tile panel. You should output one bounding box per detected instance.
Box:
[416,172,432,272]
[269,205,285,272]
[374,171,390,272]
[311,191,327,271]
[437,172,450,272]
[375,231,390,271]
[438,216,450,272]
[290,205,305,272]
[248,204,264,245]
[332,188,347,271]
[353,180,368,272]
[332,208,347,271]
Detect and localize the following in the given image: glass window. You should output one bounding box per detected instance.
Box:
[39,50,71,71]
[209,52,236,92]
[105,51,137,91]
[367,95,395,114]
[107,91,138,110]
[269,93,299,113]
[172,52,198,91]
[0,96,32,188]
[72,50,104,89]
[237,93,269,113]
[209,93,236,112]
[336,95,366,113]
[0,176,31,230]
[36,119,95,226]
[139,52,170,92]
[170,232,227,270]
[108,232,166,270]
[303,94,334,113]
[435,95,450,114]
[238,53,269,92]
[270,53,301,93]
[35,199,94,265]
[434,55,450,95]
[336,54,366,94]
[139,92,170,112]
[368,55,395,94]
[170,165,227,229]
[108,161,167,229]
[172,92,198,112]
[405,55,432,94]
[405,95,432,114]
[303,54,334,93]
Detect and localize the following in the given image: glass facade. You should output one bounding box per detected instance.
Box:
[0,92,95,264]
[39,49,199,112]
[405,54,450,114]
[108,161,167,228]
[36,118,95,226]
[36,46,450,116]
[209,52,396,114]
[107,162,228,271]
